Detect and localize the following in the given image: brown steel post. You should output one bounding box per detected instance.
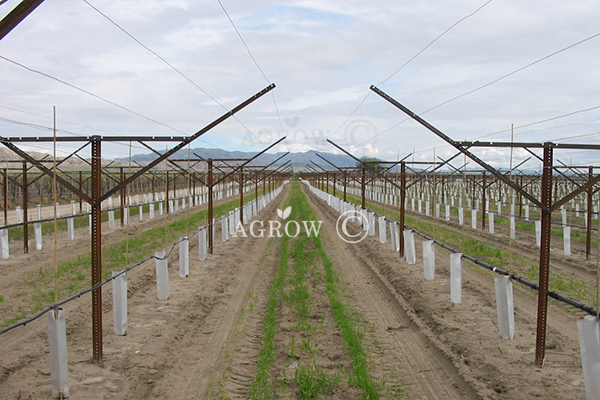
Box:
[586,167,593,259]
[440,175,448,209]
[151,173,156,202]
[361,167,366,209]
[343,170,347,202]
[208,159,214,255]
[79,171,83,213]
[192,172,196,198]
[120,167,125,227]
[166,170,170,215]
[333,172,337,197]
[518,176,523,217]
[325,172,329,194]
[39,173,45,205]
[535,143,553,366]
[91,138,103,362]
[22,161,28,254]
[3,169,7,225]
[481,172,486,230]
[239,165,244,225]
[399,162,406,257]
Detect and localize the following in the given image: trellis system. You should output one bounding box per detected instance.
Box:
[1,83,277,362]
[370,84,600,366]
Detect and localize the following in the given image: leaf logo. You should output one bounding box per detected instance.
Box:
[277,206,292,220]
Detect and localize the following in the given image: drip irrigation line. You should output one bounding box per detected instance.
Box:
[1,181,247,229]
[0,254,153,336]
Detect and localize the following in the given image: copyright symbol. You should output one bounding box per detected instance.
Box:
[336,210,369,244]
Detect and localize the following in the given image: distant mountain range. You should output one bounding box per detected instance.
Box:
[118,148,359,170]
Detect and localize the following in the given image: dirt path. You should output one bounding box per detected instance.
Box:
[212,182,482,399]
[305,185,587,399]
[0,188,287,399]
[304,185,482,399]
[0,192,248,328]
[0,182,590,399]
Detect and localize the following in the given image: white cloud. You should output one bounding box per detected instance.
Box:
[278,142,315,153]
[349,143,379,158]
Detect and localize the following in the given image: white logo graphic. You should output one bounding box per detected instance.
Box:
[276,206,292,220]
[232,206,323,238]
[336,210,369,244]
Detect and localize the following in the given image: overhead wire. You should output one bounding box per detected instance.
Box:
[357,28,600,161]
[216,0,269,84]
[0,107,230,164]
[0,115,163,158]
[0,55,187,135]
[378,0,493,86]
[215,0,286,138]
[475,104,600,140]
[328,0,494,141]
[82,0,267,145]
[0,56,228,158]
[1,4,248,157]
[420,30,600,116]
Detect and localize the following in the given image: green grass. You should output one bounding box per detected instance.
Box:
[293,184,381,399]
[250,182,385,399]
[248,198,292,399]
[295,363,338,399]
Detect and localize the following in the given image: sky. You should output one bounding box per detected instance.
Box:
[1,0,600,171]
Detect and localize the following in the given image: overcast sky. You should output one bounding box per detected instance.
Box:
[1,0,600,170]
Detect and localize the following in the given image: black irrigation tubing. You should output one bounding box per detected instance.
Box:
[357,192,599,232]
[0,182,250,229]
[407,225,599,317]
[319,188,599,317]
[407,203,598,232]
[0,254,152,336]
[1,194,200,230]
[0,190,281,336]
[2,211,92,229]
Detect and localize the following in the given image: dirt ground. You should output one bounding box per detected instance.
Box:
[0,182,592,399]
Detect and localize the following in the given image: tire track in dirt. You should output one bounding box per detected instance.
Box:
[307,186,587,399]
[304,185,482,399]
[129,186,290,400]
[218,183,382,399]
[0,188,288,399]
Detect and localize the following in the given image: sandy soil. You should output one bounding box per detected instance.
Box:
[311,186,589,399]
[0,182,591,399]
